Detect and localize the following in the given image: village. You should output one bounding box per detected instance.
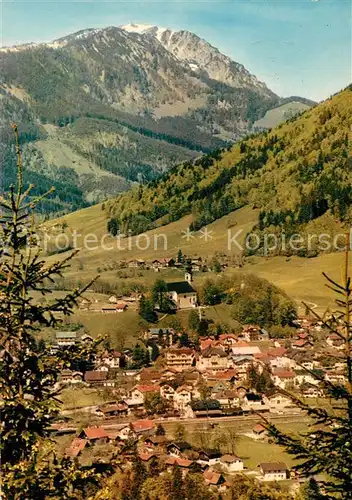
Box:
[49,308,347,495]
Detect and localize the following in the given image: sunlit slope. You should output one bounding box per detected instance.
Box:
[108,87,352,237]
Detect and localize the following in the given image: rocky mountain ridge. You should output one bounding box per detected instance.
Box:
[0,25,313,214]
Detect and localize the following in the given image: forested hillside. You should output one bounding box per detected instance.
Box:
[108,87,352,253]
[0,25,312,214]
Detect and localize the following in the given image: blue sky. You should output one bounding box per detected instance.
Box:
[1,0,351,101]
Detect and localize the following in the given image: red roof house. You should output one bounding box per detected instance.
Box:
[79,426,109,442]
[65,438,88,457]
[131,419,155,434]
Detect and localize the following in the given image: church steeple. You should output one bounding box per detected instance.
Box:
[185,271,193,283]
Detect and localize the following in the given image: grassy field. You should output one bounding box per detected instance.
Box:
[60,387,110,409]
[45,204,345,313]
[39,202,349,349]
[71,308,145,347]
[161,418,308,469]
[44,204,256,268]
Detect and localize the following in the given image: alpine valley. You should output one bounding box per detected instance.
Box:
[0,24,314,214]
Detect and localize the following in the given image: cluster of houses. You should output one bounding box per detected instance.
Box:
[126,256,214,273]
[51,331,94,351]
[55,314,349,494]
[76,272,198,313]
[64,419,290,490]
[59,317,346,420]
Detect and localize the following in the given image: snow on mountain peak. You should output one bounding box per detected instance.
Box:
[120,24,169,41]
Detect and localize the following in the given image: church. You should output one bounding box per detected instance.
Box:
[166,273,198,310]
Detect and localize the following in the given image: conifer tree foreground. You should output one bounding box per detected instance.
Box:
[0,126,101,498]
[265,237,352,499]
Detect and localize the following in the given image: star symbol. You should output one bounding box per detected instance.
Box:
[181,228,195,241]
[199,227,213,241]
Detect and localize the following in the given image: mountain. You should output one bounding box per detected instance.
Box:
[107,86,352,255]
[121,24,272,93]
[0,25,313,213]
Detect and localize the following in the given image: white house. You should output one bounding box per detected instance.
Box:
[160,384,176,401]
[231,355,253,376]
[220,454,244,472]
[130,384,160,403]
[197,347,229,372]
[242,393,269,413]
[174,386,193,413]
[272,369,296,389]
[294,369,324,387]
[211,390,240,409]
[263,393,297,414]
[218,334,238,349]
[117,420,154,440]
[94,363,110,372]
[266,347,296,370]
[198,450,222,467]
[326,334,344,350]
[117,424,134,441]
[259,462,289,481]
[325,372,346,384]
[60,370,83,384]
[55,331,77,347]
[101,351,123,369]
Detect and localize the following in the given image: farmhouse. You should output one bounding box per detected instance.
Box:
[231,355,254,376]
[144,436,168,451]
[138,368,162,383]
[55,331,77,347]
[79,427,109,444]
[220,454,244,472]
[130,419,155,436]
[203,471,226,488]
[174,386,193,412]
[98,403,128,418]
[145,328,174,344]
[138,452,157,463]
[218,334,238,349]
[60,370,83,384]
[65,438,88,458]
[259,462,289,481]
[160,384,176,400]
[164,457,194,475]
[211,369,238,383]
[294,369,324,387]
[84,371,115,387]
[128,259,145,268]
[241,325,268,342]
[130,385,160,403]
[167,441,192,457]
[100,350,124,369]
[272,369,296,389]
[152,258,175,269]
[198,449,222,466]
[212,390,240,409]
[263,393,296,414]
